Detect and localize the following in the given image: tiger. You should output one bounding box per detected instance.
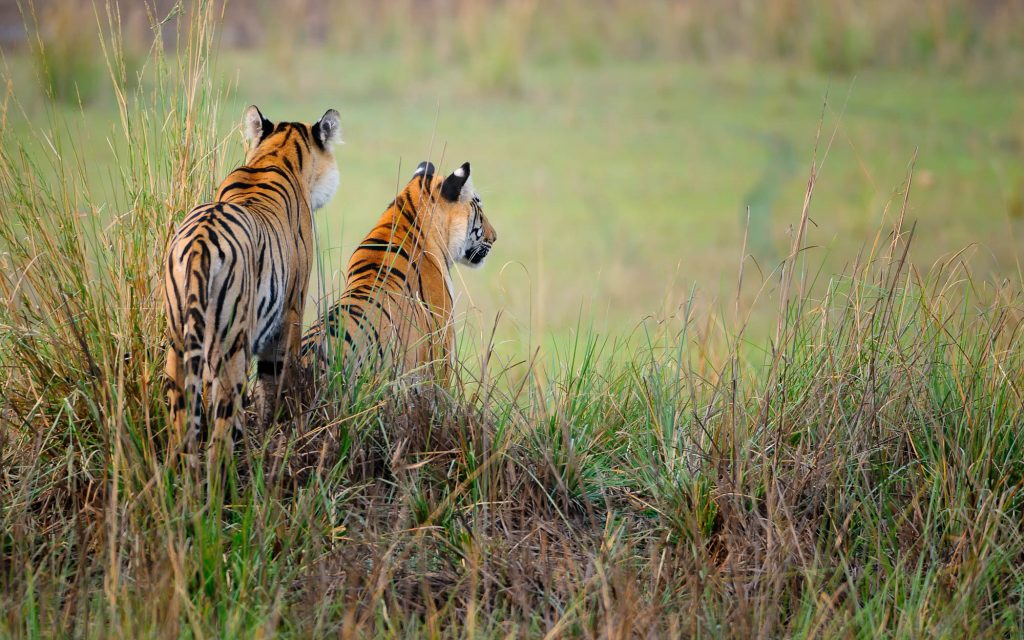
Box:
[301,160,496,383]
[163,105,343,453]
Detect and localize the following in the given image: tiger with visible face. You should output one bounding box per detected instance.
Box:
[301,161,496,381]
[164,106,342,452]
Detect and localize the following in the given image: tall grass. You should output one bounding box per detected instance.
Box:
[2,2,1024,638]
[25,0,149,106]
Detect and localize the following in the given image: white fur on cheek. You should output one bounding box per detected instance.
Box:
[310,166,339,211]
[448,213,470,265]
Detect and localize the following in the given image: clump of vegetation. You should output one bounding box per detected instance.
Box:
[27,0,149,107]
[29,0,104,105]
[2,2,1024,637]
[808,3,873,74]
[463,0,534,95]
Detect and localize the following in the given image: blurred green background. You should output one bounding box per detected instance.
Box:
[3,0,1023,348]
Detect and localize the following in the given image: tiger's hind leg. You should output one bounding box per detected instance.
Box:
[206,333,250,503]
[163,344,187,454]
[254,308,305,428]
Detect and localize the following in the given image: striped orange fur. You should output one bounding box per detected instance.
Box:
[163,105,342,452]
[302,161,496,381]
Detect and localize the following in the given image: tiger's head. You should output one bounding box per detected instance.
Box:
[242,105,343,211]
[414,161,497,268]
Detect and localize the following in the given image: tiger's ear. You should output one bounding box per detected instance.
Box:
[441,162,471,202]
[413,161,435,178]
[313,109,343,149]
[243,105,273,147]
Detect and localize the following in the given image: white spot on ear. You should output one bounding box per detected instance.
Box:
[454,167,465,178]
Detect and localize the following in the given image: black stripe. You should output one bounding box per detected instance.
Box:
[357,240,409,262]
[347,262,386,279]
[223,280,243,344]
[167,252,183,318]
[256,244,266,277]
[218,180,257,196]
[231,165,298,182]
[214,265,233,341]
[397,194,421,231]
[257,360,283,376]
[346,306,385,361]
[251,181,296,212]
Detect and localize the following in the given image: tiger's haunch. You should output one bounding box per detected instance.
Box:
[163,105,343,453]
[302,160,497,383]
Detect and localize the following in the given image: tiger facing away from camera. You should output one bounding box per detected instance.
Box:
[301,161,496,382]
[164,105,343,452]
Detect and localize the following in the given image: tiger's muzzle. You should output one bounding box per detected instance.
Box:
[466,244,492,265]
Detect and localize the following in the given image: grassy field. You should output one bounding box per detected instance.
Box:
[5,35,1023,348]
[2,2,1024,637]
